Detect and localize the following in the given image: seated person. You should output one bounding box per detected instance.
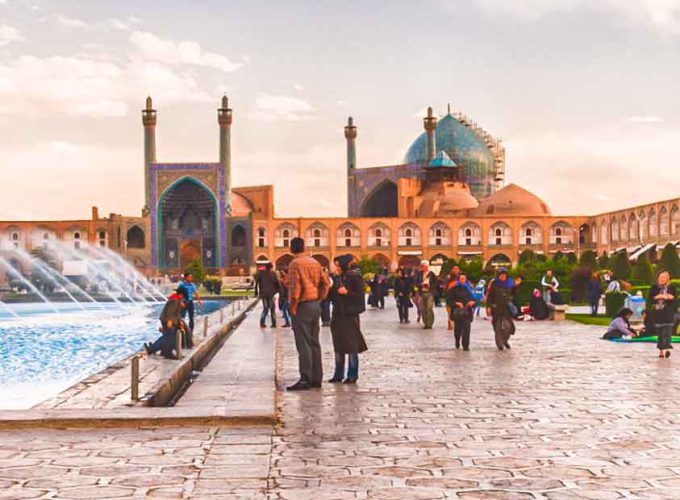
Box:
[144,318,186,359]
[529,289,550,320]
[602,308,637,340]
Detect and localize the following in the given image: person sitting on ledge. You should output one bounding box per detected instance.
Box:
[144,287,187,359]
[602,308,637,340]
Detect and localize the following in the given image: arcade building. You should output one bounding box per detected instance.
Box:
[0,98,675,277]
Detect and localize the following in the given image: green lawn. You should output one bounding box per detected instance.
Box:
[565,314,611,326]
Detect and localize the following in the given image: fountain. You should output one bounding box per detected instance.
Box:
[0,299,19,318]
[90,246,160,303]
[12,248,87,311]
[101,247,166,301]
[0,254,60,313]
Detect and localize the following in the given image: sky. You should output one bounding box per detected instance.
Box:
[0,0,679,220]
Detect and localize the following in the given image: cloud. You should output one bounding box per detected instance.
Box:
[0,54,211,118]
[108,16,140,31]
[56,14,88,29]
[254,93,317,121]
[129,31,244,72]
[470,0,680,36]
[628,115,663,123]
[0,21,22,47]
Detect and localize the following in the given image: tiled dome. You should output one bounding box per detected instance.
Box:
[404,113,496,199]
[470,183,551,217]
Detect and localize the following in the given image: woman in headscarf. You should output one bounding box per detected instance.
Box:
[328,254,369,383]
[447,273,476,350]
[486,267,516,351]
[649,270,677,358]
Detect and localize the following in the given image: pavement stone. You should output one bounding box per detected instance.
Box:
[1,302,680,498]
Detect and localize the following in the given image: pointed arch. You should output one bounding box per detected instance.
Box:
[360,180,398,217]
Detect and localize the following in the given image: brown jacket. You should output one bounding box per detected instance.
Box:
[287,254,330,313]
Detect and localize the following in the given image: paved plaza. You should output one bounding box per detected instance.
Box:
[2,303,680,499]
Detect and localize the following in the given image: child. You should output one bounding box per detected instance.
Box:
[420,283,435,329]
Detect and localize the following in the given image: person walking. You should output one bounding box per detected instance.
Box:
[420,283,435,329]
[586,272,602,317]
[179,272,201,333]
[278,270,292,327]
[649,270,677,359]
[394,268,413,323]
[286,237,330,391]
[370,274,387,310]
[487,267,516,351]
[448,273,476,350]
[254,262,280,328]
[328,255,368,384]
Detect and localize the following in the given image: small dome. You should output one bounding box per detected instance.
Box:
[232,192,254,217]
[470,183,551,217]
[417,181,479,217]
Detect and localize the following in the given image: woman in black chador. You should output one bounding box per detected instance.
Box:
[328,255,368,384]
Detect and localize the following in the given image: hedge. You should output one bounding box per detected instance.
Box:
[605,292,627,317]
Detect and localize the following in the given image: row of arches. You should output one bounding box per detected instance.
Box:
[259,221,576,249]
[266,251,516,272]
[593,205,680,245]
[1,227,109,251]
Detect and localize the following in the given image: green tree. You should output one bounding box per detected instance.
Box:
[633,253,655,283]
[611,252,632,280]
[580,250,598,270]
[519,249,536,265]
[658,243,680,278]
[598,251,610,269]
[185,258,206,284]
[356,256,380,277]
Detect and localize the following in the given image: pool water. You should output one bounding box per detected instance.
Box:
[0,300,227,410]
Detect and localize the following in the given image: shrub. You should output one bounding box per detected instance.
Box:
[633,254,655,283]
[185,258,206,284]
[611,252,632,280]
[658,243,680,278]
[605,292,627,317]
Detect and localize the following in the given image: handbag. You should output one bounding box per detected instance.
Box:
[452,306,467,320]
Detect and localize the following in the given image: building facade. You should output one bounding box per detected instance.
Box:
[0,99,675,279]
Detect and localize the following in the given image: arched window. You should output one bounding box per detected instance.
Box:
[369,224,390,247]
[283,229,290,247]
[550,222,573,246]
[660,207,669,236]
[274,224,298,248]
[488,223,511,246]
[127,226,145,249]
[398,224,421,247]
[649,209,658,238]
[11,232,19,241]
[257,227,266,248]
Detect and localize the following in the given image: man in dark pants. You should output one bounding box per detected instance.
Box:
[254,262,280,328]
[286,237,330,391]
[179,272,201,333]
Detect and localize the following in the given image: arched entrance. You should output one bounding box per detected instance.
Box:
[361,180,398,217]
[486,253,512,269]
[312,254,330,269]
[159,177,218,270]
[398,255,421,269]
[275,254,294,270]
[371,253,390,271]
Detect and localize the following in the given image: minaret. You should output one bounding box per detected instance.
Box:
[142,96,157,215]
[423,106,437,163]
[344,116,358,216]
[218,95,233,215]
[344,116,357,170]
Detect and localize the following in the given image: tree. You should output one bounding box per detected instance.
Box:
[185,258,206,284]
[633,253,655,283]
[356,256,380,277]
[580,250,598,270]
[658,243,680,278]
[598,251,610,269]
[519,249,536,265]
[611,252,632,280]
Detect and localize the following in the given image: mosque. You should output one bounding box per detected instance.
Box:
[0,96,676,278]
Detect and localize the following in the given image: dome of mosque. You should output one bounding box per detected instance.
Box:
[404,113,497,199]
[469,183,551,217]
[417,181,479,217]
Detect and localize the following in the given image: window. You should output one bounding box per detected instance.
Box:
[74,232,80,239]
[43,232,49,240]
[556,228,562,245]
[313,228,321,247]
[11,232,19,241]
[257,228,266,248]
[98,231,106,240]
[282,229,290,247]
[465,228,472,246]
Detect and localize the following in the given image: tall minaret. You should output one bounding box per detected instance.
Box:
[344,116,357,216]
[218,95,233,215]
[142,96,157,215]
[423,106,437,163]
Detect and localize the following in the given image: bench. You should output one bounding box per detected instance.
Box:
[550,304,569,321]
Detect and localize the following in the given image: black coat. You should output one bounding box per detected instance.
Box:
[649,283,678,325]
[330,270,368,354]
[487,280,513,319]
[447,284,474,320]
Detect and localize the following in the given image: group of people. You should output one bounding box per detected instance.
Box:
[604,270,678,358]
[143,272,202,359]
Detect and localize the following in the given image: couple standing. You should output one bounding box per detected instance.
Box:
[285,237,368,391]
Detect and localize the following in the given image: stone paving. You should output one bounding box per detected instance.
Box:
[2,302,680,498]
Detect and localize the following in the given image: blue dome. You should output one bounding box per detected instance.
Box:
[403,114,496,199]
